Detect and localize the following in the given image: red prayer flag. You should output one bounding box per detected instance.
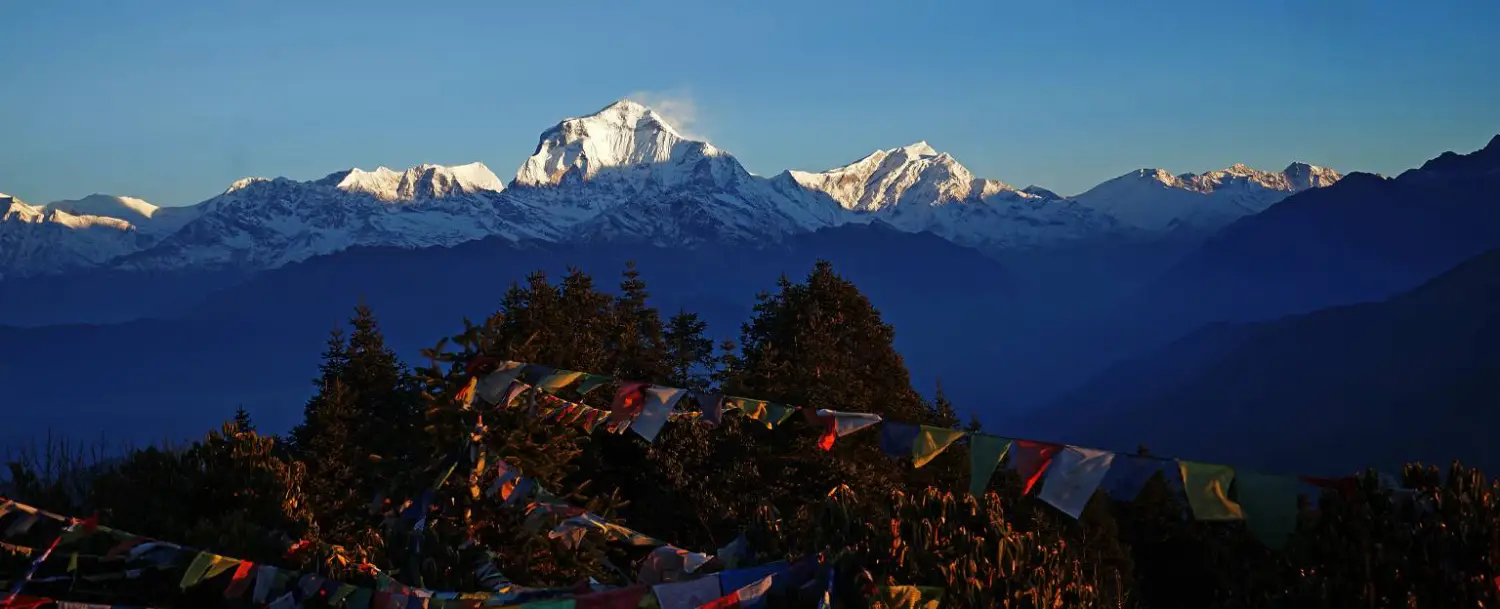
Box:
[817,414,838,451]
[4,595,51,609]
[575,585,649,609]
[1013,440,1062,495]
[224,561,257,598]
[607,381,651,427]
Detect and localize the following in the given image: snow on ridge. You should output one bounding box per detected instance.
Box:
[46,194,161,223]
[1073,162,1344,231]
[513,99,725,187]
[320,162,504,200]
[785,141,1035,213]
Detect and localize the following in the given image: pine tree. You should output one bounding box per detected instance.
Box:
[610,261,669,381]
[290,305,423,567]
[232,405,255,433]
[663,310,715,390]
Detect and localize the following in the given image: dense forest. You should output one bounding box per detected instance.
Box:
[3,261,1498,608]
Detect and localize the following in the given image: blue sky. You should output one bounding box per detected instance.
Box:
[2,0,1497,206]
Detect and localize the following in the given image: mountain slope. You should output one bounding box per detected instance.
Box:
[775,142,1120,250]
[1144,135,1500,327]
[1072,162,1341,232]
[111,165,558,272]
[1044,248,1500,474]
[1,193,148,279]
[506,99,831,244]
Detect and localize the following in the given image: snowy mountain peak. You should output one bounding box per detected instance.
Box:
[1281,162,1342,190]
[1,193,38,220]
[46,194,161,223]
[319,162,503,200]
[899,141,938,157]
[225,177,271,194]
[513,99,720,187]
[1076,162,1343,231]
[786,142,1029,213]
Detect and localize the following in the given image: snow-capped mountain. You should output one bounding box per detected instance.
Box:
[773,142,1119,250]
[315,162,506,201]
[507,99,826,243]
[1072,163,1342,232]
[0,98,1345,280]
[112,164,557,272]
[0,193,159,279]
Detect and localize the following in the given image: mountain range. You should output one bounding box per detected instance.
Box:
[0,100,1341,283]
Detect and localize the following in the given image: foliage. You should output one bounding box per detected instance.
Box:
[5,260,1500,609]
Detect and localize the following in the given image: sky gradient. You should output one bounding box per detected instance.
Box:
[2,0,1497,206]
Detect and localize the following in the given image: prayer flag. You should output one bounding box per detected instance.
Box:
[632,387,687,443]
[1179,461,1243,521]
[179,552,217,589]
[575,585,649,609]
[694,391,726,428]
[1236,471,1300,548]
[1011,440,1062,495]
[224,561,257,598]
[652,574,722,609]
[814,410,882,450]
[1100,455,1162,501]
[719,561,789,595]
[608,382,652,426]
[912,426,966,468]
[879,422,919,458]
[253,565,278,603]
[475,361,525,404]
[968,434,1012,497]
[703,574,774,609]
[1037,447,1115,519]
[536,371,584,393]
[870,585,945,609]
[575,374,612,395]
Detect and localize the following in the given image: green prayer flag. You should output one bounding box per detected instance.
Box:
[520,599,576,609]
[765,403,797,428]
[912,426,966,468]
[1179,461,1243,521]
[968,434,1013,496]
[347,587,374,609]
[329,583,357,605]
[535,371,584,393]
[1236,471,1300,548]
[575,374,612,395]
[179,552,217,589]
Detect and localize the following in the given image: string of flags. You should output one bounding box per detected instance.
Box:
[2,493,915,609]
[0,353,1429,608]
[464,359,1426,550]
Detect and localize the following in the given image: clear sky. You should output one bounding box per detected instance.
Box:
[2,0,1497,206]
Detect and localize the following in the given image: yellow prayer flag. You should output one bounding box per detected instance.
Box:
[1179,461,1244,521]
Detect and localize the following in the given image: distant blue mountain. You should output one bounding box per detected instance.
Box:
[1038,246,1500,475]
[1143,135,1500,331]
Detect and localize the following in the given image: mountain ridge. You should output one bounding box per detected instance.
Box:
[1,98,1346,280]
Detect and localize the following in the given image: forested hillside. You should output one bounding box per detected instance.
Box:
[3,262,1496,609]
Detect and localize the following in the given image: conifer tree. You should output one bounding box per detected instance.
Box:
[232,405,255,433]
[663,310,715,390]
[290,305,423,566]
